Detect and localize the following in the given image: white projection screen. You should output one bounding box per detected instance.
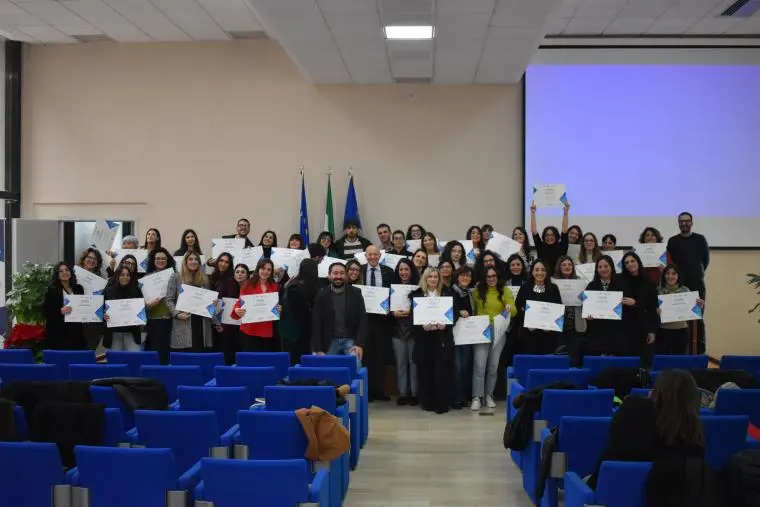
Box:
[525,50,760,248]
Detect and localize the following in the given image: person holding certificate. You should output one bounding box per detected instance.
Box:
[167,252,214,351]
[583,255,628,357]
[511,227,534,269]
[567,225,583,247]
[142,228,162,254]
[281,259,320,365]
[388,230,412,256]
[578,233,603,265]
[173,229,204,257]
[287,234,306,250]
[231,259,281,353]
[530,200,570,275]
[406,224,426,241]
[317,231,339,258]
[451,266,475,410]
[390,259,421,406]
[656,265,705,355]
[601,234,617,252]
[43,262,86,350]
[210,253,239,365]
[144,248,177,364]
[639,227,667,285]
[438,260,454,288]
[344,259,364,285]
[411,249,429,278]
[422,232,440,257]
[103,266,144,351]
[620,252,660,367]
[258,230,278,258]
[440,241,465,270]
[515,259,563,355]
[77,248,107,350]
[466,226,486,260]
[553,256,587,366]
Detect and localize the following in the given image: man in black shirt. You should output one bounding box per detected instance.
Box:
[311,263,366,359]
[666,212,709,354]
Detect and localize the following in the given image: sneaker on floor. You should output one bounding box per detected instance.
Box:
[396,396,408,406]
[485,395,496,409]
[407,396,419,406]
[470,397,481,411]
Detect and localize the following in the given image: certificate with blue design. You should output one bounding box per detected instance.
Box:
[390,284,416,312]
[382,253,406,271]
[453,315,492,345]
[211,238,244,260]
[105,298,146,327]
[412,296,454,326]
[64,295,104,323]
[533,183,568,208]
[459,240,477,265]
[355,285,390,315]
[90,219,120,252]
[581,290,623,320]
[219,298,241,326]
[176,284,219,319]
[658,292,702,323]
[74,266,107,295]
[552,278,588,307]
[635,243,668,268]
[240,292,280,324]
[524,301,565,332]
[115,249,149,273]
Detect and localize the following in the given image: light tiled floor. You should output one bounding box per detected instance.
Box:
[343,401,533,507]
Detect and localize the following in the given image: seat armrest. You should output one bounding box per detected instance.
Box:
[126,427,139,444]
[204,379,217,387]
[169,400,180,410]
[220,424,240,447]
[193,480,206,501]
[66,467,80,486]
[540,427,552,444]
[564,472,595,507]
[308,469,329,505]
[533,419,548,442]
[178,460,203,492]
[336,405,349,429]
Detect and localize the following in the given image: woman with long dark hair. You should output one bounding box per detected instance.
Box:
[578,232,602,265]
[601,234,617,252]
[451,266,474,409]
[584,255,627,357]
[144,247,177,364]
[232,258,281,352]
[529,200,570,274]
[620,251,660,367]
[553,255,586,366]
[406,224,426,241]
[43,262,86,350]
[639,226,666,286]
[466,226,485,259]
[411,249,429,278]
[391,258,420,406]
[174,229,203,257]
[515,259,563,355]
[77,248,106,349]
[283,258,320,364]
[441,241,466,270]
[512,226,534,268]
[287,234,306,250]
[210,252,238,364]
[103,266,143,351]
[567,225,583,246]
[473,250,505,283]
[142,228,162,253]
[259,230,278,259]
[317,231,338,258]
[422,232,440,256]
[505,253,528,288]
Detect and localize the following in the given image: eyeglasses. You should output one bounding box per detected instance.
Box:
[85,255,98,261]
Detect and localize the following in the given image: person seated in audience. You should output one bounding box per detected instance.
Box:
[588,370,706,494]
[334,219,372,260]
[422,232,440,256]
[144,247,177,364]
[578,232,602,265]
[389,230,412,256]
[167,252,213,352]
[601,234,617,252]
[391,258,420,406]
[567,225,583,245]
[287,233,305,250]
[344,259,363,285]
[656,265,704,355]
[512,226,534,268]
[553,255,586,366]
[376,223,393,251]
[441,240,466,270]
[142,228,162,253]
[209,252,237,364]
[621,251,660,367]
[451,266,474,410]
[317,231,338,258]
[639,226,666,285]
[259,230,278,258]
[232,259,281,353]
[411,249,429,278]
[438,260,454,288]
[174,228,203,257]
[584,255,627,356]
[406,224,426,241]
[43,262,86,350]
[466,226,485,259]
[481,224,494,243]
[515,259,562,355]
[530,200,570,274]
[103,266,143,351]
[505,253,528,287]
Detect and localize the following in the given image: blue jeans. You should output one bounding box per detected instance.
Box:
[453,345,473,404]
[327,337,355,356]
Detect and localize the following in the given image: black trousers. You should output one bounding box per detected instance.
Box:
[656,328,689,355]
[239,333,280,353]
[214,325,240,365]
[145,319,173,365]
[365,316,390,398]
[415,336,453,414]
[523,330,559,355]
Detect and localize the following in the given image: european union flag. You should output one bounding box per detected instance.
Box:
[300,173,310,243]
[343,174,361,230]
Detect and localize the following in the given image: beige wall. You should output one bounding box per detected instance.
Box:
[20,40,759,358]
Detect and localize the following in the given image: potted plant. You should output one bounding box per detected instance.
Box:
[4,261,53,358]
[748,273,760,322]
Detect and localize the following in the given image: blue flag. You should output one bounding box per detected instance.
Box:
[343,174,361,230]
[299,173,310,243]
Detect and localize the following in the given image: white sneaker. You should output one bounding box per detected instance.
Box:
[470,397,481,411]
[485,395,496,409]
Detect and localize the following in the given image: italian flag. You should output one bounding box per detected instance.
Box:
[324,174,335,235]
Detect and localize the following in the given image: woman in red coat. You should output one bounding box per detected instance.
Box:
[231,258,282,352]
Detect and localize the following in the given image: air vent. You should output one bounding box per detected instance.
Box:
[72,34,114,43]
[721,0,760,17]
[395,77,431,83]
[228,30,268,40]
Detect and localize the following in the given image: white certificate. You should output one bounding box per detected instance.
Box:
[176,284,219,319]
[211,238,245,260]
[115,249,149,273]
[354,250,385,265]
[486,232,521,261]
[382,254,406,271]
[575,263,596,281]
[494,313,511,338]
[507,286,521,301]
[90,220,120,252]
[552,278,588,307]
[355,285,390,315]
[219,298,241,326]
[605,250,625,273]
[426,254,439,267]
[105,298,146,328]
[318,257,345,278]
[270,248,309,277]
[405,239,421,252]
[581,290,623,320]
[174,255,208,274]
[532,183,568,208]
[459,240,477,265]
[412,296,454,326]
[240,292,280,324]
[138,269,174,302]
[235,247,264,270]
[635,243,667,268]
[566,244,581,263]
[64,295,104,323]
[453,315,492,345]
[390,284,416,312]
[74,266,107,295]
[658,291,702,323]
[524,301,565,332]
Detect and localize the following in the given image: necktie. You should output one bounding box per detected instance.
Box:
[370,267,377,287]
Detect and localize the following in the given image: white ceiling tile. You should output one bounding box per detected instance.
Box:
[724,18,760,35]
[61,1,151,41]
[435,13,490,38]
[12,1,99,35]
[616,0,677,18]
[316,0,378,15]
[487,25,546,41]
[572,6,625,21]
[645,17,697,34]
[686,17,741,34]
[0,24,37,41]
[16,24,76,42]
[604,17,655,35]
[544,16,570,34]
[562,17,612,34]
[437,0,495,15]
[378,0,434,26]
[149,0,229,40]
[660,1,719,19]
[196,0,262,33]
[101,0,189,41]
[56,24,102,36]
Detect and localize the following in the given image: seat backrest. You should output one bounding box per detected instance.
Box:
[287,366,351,387]
[106,351,160,376]
[237,411,308,459]
[652,354,708,372]
[235,352,290,380]
[0,349,34,364]
[264,385,337,414]
[134,410,220,473]
[559,417,613,477]
[526,368,591,390]
[720,355,760,375]
[0,442,65,507]
[300,354,358,379]
[628,388,652,398]
[701,415,750,470]
[214,366,279,400]
[513,355,570,385]
[102,408,127,447]
[582,356,641,376]
[89,386,135,430]
[541,389,614,427]
[0,364,57,385]
[43,350,96,378]
[177,386,249,432]
[139,365,204,402]
[714,388,760,427]
[69,364,130,382]
[75,446,178,507]
[169,352,224,383]
[199,458,311,506]
[595,461,652,507]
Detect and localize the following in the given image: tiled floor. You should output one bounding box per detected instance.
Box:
[343,401,533,507]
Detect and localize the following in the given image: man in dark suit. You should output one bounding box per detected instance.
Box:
[222,218,254,248]
[311,262,367,359]
[363,245,395,401]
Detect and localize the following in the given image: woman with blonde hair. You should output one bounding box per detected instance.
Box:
[166,251,213,352]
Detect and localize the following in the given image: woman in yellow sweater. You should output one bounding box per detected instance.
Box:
[470,266,518,411]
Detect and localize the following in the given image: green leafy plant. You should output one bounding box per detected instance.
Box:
[748,273,760,322]
[6,261,53,325]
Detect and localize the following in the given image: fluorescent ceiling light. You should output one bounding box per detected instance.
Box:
[384,25,434,40]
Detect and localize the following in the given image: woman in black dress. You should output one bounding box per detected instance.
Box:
[43,262,86,350]
[620,251,660,367]
[284,258,320,365]
[584,255,628,356]
[210,253,238,365]
[515,259,563,355]
[529,201,570,274]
